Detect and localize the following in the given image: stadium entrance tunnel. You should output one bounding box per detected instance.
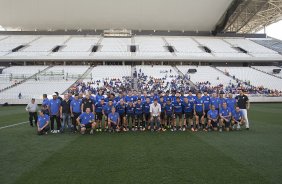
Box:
[12,45,26,52]
[91,45,101,52]
[165,45,175,53]
[130,45,137,52]
[233,46,248,54]
[200,46,212,53]
[51,45,63,52]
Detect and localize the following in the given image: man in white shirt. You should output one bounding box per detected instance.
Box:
[149,98,161,131]
[25,98,38,127]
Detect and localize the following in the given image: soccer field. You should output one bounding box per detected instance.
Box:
[0,103,282,184]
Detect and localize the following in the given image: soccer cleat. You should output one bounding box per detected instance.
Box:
[246,128,249,130]
[51,130,54,133]
[90,129,94,135]
[182,127,186,131]
[232,125,236,130]
[219,128,222,132]
[191,127,195,132]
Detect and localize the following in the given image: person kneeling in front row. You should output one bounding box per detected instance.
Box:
[76,108,96,135]
[108,107,120,132]
[37,110,50,135]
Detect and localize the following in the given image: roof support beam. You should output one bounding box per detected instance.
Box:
[213,0,244,35]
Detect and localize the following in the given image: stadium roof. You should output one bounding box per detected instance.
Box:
[0,0,233,31]
[0,0,281,34]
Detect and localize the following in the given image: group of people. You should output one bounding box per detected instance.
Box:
[25,89,250,135]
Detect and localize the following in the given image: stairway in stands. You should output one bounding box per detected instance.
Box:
[132,65,138,90]
[0,65,53,93]
[212,66,247,85]
[62,65,94,94]
[173,66,198,90]
[250,66,282,79]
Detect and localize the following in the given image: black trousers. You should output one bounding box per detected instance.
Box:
[29,112,38,126]
[50,115,61,130]
[72,112,81,131]
[38,126,50,135]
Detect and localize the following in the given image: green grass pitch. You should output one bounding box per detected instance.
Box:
[0,103,282,184]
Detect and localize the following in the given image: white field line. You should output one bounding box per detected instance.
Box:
[0,121,29,130]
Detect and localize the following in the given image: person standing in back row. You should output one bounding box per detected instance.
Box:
[235,90,250,130]
[25,98,38,127]
[49,93,61,133]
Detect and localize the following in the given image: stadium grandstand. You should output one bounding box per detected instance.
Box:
[0,0,282,104]
[1,1,282,183]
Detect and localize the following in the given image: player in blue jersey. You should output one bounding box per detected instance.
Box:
[102,100,115,130]
[210,93,220,111]
[116,99,127,131]
[76,108,96,135]
[94,98,106,131]
[226,93,236,112]
[193,91,205,132]
[164,99,174,129]
[182,97,193,131]
[125,91,135,103]
[48,93,61,133]
[134,99,144,131]
[187,90,196,104]
[126,101,135,131]
[95,89,104,103]
[159,96,167,131]
[218,92,226,110]
[202,90,211,127]
[41,94,50,115]
[70,94,82,132]
[37,110,50,135]
[143,97,151,130]
[219,102,232,132]
[162,90,170,102]
[207,105,219,131]
[173,97,183,131]
[108,107,120,132]
[231,106,245,130]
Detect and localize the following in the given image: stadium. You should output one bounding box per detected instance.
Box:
[0,0,282,183]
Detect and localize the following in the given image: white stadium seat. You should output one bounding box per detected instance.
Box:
[217,67,282,91]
